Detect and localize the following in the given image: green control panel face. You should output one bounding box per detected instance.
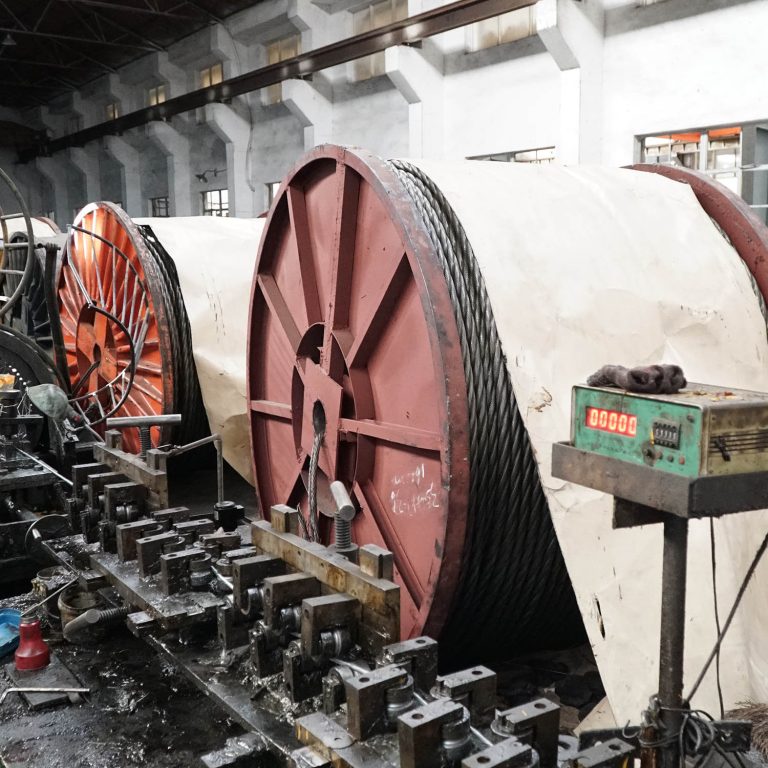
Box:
[571,386,703,477]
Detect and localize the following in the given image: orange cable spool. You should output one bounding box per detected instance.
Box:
[57,202,206,454]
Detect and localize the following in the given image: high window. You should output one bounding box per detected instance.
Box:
[640,128,741,194]
[150,196,169,217]
[105,102,119,121]
[147,84,166,106]
[263,35,301,105]
[350,0,408,82]
[202,189,229,217]
[466,7,536,52]
[468,146,556,164]
[200,62,224,88]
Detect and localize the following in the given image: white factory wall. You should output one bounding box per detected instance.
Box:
[0,0,765,228]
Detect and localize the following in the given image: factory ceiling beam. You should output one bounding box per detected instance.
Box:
[182,0,224,24]
[0,25,160,51]
[63,0,200,20]
[23,0,537,161]
[62,0,166,51]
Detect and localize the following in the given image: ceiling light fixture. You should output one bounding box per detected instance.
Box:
[1,33,16,47]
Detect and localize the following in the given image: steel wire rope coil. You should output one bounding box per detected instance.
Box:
[247,145,583,656]
[137,224,209,449]
[389,160,584,659]
[57,203,207,454]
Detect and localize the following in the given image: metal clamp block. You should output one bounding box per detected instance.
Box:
[151,506,190,527]
[136,531,185,577]
[564,739,636,768]
[160,547,207,595]
[462,738,534,768]
[104,481,147,523]
[379,636,438,693]
[344,664,412,739]
[300,594,360,659]
[398,698,470,768]
[263,573,320,629]
[491,699,560,768]
[358,544,394,581]
[270,504,300,534]
[173,518,215,545]
[87,471,127,510]
[435,665,497,725]
[116,519,164,562]
[232,555,286,617]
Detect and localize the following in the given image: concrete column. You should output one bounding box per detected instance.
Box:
[282,79,333,150]
[536,0,605,164]
[204,103,256,217]
[103,136,142,217]
[147,122,193,216]
[385,45,444,159]
[34,156,71,228]
[69,147,102,203]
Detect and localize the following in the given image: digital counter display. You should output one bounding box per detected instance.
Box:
[585,407,638,437]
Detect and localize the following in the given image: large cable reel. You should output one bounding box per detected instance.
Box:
[247,146,583,660]
[56,202,207,454]
[247,146,768,663]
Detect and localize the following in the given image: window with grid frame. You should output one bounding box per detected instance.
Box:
[640,128,741,194]
[467,146,556,164]
[466,6,536,52]
[150,196,169,217]
[350,0,408,82]
[263,34,301,105]
[200,62,224,89]
[201,189,229,217]
[147,84,167,107]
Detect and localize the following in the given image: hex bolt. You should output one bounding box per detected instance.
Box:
[330,481,358,561]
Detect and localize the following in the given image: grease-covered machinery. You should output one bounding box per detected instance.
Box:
[41,434,635,767]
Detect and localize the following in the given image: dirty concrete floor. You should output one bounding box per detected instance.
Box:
[0,625,245,767]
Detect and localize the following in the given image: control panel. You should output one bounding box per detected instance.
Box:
[570,383,768,478]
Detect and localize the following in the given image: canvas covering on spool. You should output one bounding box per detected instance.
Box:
[135,216,264,485]
[410,160,768,724]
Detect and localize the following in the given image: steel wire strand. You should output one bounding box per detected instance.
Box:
[137,226,208,448]
[396,165,566,643]
[389,160,583,658]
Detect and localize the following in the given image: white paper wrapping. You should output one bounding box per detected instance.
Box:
[411,160,768,724]
[135,216,265,485]
[1,214,59,239]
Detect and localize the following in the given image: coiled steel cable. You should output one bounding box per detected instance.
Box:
[136,225,209,448]
[389,160,585,659]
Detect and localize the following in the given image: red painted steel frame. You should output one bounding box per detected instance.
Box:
[58,202,175,454]
[248,146,470,640]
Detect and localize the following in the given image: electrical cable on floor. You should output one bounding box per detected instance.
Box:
[687,531,768,702]
[137,225,209,448]
[388,160,584,659]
